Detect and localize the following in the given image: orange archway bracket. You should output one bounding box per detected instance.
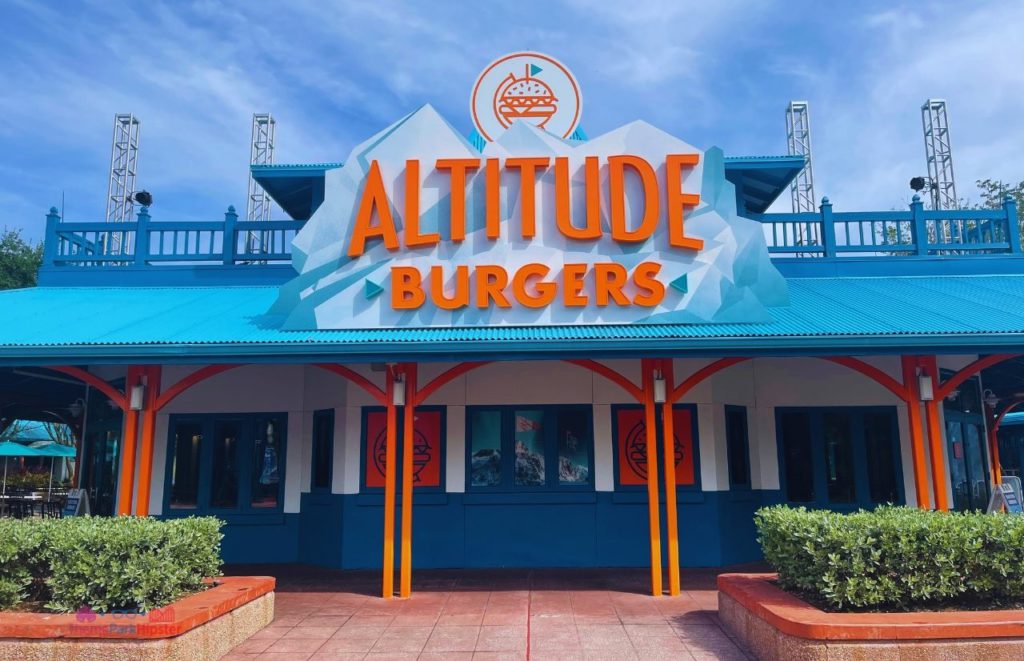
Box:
[821,357,909,400]
[154,364,242,411]
[564,359,644,402]
[667,357,750,404]
[994,398,1024,431]
[414,361,491,406]
[314,364,388,406]
[47,366,128,410]
[989,398,1024,488]
[936,354,1021,401]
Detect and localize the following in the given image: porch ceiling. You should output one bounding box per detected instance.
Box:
[4,275,1024,362]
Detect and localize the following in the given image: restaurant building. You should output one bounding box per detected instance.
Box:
[4,52,1024,598]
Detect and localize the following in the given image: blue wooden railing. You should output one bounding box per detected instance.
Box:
[40,195,1022,273]
[756,194,1021,258]
[42,205,306,267]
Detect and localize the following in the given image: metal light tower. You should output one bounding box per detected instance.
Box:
[785,101,816,214]
[921,99,958,210]
[246,113,275,254]
[105,114,141,254]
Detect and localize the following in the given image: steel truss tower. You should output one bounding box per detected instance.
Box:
[246,113,276,254]
[921,99,958,210]
[785,101,816,214]
[105,114,140,254]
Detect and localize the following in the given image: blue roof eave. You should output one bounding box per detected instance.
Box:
[251,163,343,220]
[724,155,806,214]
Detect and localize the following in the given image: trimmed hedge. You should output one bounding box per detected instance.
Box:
[755,505,1024,611]
[0,516,222,613]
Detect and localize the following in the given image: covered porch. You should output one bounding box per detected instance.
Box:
[11,349,1013,602]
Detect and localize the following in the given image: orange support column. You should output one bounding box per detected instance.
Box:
[900,356,931,509]
[116,366,142,516]
[399,363,417,599]
[382,368,398,599]
[659,359,681,597]
[134,365,162,517]
[921,356,950,511]
[641,359,663,597]
[987,406,1003,486]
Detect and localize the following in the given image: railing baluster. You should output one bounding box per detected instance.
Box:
[1005,194,1021,254]
[223,206,238,265]
[820,197,835,257]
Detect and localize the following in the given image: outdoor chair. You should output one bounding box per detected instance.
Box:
[42,500,62,519]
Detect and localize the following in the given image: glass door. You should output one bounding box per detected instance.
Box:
[945,420,969,511]
[82,422,120,516]
[963,423,989,510]
[941,372,990,511]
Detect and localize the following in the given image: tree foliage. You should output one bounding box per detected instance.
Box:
[975,178,1024,241]
[0,229,42,290]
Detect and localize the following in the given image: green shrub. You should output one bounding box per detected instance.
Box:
[0,516,222,613]
[755,505,1024,611]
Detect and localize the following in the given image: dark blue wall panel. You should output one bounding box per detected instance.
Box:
[219,514,301,563]
[299,493,345,566]
[219,489,782,568]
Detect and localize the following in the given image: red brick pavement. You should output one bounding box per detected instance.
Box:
[222,565,758,660]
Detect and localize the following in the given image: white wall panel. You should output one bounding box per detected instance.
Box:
[593,404,614,491]
[341,406,362,494]
[446,406,466,492]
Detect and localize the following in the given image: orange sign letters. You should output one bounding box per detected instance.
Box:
[346,154,702,313]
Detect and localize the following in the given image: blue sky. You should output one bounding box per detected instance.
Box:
[1,0,1022,241]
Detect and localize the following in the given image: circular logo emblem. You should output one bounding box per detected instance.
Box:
[470,52,582,142]
[373,425,432,483]
[624,421,685,480]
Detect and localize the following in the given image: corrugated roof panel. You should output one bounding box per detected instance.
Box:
[1,276,1024,354]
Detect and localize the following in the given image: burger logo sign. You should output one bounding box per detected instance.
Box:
[471,52,582,141]
[275,51,790,330]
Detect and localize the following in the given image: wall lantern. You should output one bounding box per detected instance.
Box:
[983,389,1000,409]
[392,375,406,406]
[129,384,145,411]
[918,374,934,401]
[653,373,667,404]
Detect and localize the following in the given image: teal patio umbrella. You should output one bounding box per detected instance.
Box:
[29,441,77,498]
[0,441,45,495]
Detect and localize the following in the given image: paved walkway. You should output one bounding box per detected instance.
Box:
[222,565,757,660]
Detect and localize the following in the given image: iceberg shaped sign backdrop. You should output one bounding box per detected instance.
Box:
[272,105,788,330]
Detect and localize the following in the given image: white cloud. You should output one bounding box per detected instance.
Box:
[0,0,1020,240]
[775,1,1024,212]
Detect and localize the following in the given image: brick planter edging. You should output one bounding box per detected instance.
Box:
[718,573,1024,661]
[0,576,275,639]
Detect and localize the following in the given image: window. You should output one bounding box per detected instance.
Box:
[169,421,203,509]
[470,409,502,487]
[823,412,856,503]
[776,407,903,509]
[864,412,899,503]
[780,411,813,502]
[362,407,444,491]
[165,413,287,515]
[467,405,593,491]
[210,421,240,508]
[724,406,750,489]
[311,409,334,492]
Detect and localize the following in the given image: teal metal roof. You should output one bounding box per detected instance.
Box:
[3,275,1024,362]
